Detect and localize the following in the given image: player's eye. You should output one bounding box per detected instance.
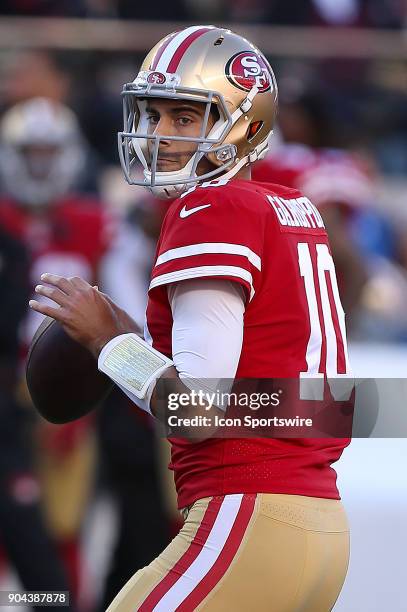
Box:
[177,116,193,126]
[147,114,159,125]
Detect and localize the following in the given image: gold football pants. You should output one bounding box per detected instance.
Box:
[107,493,350,612]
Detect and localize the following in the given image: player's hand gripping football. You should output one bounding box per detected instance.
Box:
[29,273,141,358]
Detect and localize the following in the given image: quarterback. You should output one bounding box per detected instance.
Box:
[30,26,351,611]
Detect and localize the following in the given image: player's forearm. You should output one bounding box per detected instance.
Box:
[97,333,223,441]
[98,280,244,439]
[150,366,225,440]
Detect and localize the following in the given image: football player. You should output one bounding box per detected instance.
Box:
[30,26,352,611]
[0,97,112,602]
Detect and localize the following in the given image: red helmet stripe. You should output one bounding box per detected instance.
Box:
[166,27,212,74]
[150,31,179,70]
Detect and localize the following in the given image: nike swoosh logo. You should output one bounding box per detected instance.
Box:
[179,204,211,218]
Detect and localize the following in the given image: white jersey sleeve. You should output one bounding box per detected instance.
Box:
[168,278,245,409]
[168,278,245,379]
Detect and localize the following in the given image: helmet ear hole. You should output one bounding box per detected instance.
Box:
[247,120,264,142]
[210,103,220,124]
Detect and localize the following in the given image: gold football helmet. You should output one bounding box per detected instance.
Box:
[118,25,278,198]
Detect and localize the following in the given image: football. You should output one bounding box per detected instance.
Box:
[26,316,114,424]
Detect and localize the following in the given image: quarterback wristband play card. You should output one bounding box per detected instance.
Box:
[98,333,173,399]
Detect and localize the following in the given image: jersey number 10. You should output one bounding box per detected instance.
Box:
[298,242,353,402]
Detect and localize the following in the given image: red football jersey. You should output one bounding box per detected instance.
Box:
[0,195,113,343]
[146,178,351,509]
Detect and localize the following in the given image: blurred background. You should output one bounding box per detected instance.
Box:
[0,1,406,611]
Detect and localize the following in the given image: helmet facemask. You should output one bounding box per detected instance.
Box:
[118,81,238,199]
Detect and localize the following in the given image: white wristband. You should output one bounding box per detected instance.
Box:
[115,378,157,416]
[98,333,173,402]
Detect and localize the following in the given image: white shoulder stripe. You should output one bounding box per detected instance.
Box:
[149,265,255,300]
[156,26,204,72]
[155,243,261,271]
[153,495,243,612]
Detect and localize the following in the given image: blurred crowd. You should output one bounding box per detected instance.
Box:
[0,8,407,611]
[1,0,407,28]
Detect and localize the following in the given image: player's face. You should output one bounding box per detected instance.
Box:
[145,98,216,174]
[20,144,60,179]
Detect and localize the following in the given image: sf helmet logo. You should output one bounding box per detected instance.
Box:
[225,52,271,93]
[147,71,166,84]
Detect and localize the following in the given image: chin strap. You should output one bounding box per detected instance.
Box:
[232,85,259,119]
[209,138,270,183]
